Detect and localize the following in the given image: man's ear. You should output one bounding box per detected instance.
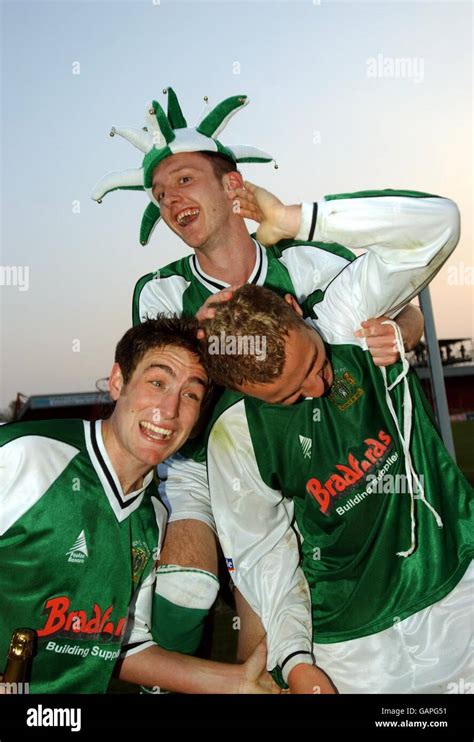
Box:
[222,170,244,199]
[108,362,125,402]
[283,293,304,317]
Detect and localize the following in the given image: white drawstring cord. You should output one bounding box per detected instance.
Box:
[380,320,443,557]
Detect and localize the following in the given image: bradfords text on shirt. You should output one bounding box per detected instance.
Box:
[306,430,393,514]
[37,596,127,639]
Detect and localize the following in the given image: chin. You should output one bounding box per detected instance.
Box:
[184,234,207,250]
[138,446,169,467]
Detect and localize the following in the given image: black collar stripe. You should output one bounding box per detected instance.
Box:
[250,243,263,284]
[191,256,227,291]
[192,240,263,290]
[308,203,318,242]
[90,421,141,510]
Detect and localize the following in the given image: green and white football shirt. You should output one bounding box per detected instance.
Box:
[0,419,167,693]
[205,350,473,638]
[133,230,355,324]
[161,192,472,677]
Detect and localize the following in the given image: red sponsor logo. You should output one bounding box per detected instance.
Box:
[306,430,392,514]
[37,596,127,640]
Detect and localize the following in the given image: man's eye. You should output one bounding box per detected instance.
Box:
[180,176,191,184]
[184,391,201,402]
[157,192,164,202]
[150,380,162,388]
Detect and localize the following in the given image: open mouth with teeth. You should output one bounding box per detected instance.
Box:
[139,421,174,442]
[176,208,200,227]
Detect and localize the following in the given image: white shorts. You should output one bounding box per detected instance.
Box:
[313,561,474,694]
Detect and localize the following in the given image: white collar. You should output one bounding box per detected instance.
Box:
[83,420,154,523]
[190,238,268,293]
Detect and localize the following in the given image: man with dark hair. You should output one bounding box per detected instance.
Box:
[200,151,238,182]
[0,317,277,694]
[191,194,473,693]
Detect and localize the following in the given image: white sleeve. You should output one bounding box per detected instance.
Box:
[120,568,157,658]
[158,452,216,533]
[276,244,352,303]
[133,273,191,321]
[300,193,460,336]
[120,496,168,658]
[0,436,79,536]
[207,401,314,680]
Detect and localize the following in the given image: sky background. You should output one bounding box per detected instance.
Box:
[0,0,472,409]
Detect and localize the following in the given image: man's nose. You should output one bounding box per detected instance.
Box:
[159,391,180,419]
[162,187,182,208]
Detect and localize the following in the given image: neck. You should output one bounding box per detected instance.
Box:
[194,221,257,285]
[101,418,151,495]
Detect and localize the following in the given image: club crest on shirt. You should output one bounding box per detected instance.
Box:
[327,369,363,411]
[132,541,150,583]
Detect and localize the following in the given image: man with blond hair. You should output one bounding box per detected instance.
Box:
[176,194,472,693]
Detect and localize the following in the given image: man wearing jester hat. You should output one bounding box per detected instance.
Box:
[92,88,425,693]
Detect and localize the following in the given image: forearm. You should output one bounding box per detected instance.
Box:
[394,304,424,351]
[287,662,338,694]
[313,193,459,322]
[118,645,243,694]
[263,194,452,250]
[208,418,314,676]
[240,572,314,678]
[296,193,459,255]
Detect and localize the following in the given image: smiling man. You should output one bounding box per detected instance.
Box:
[0,317,276,694]
[102,322,210,478]
[149,151,239,255]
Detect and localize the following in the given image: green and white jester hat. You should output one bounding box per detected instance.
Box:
[91,87,276,246]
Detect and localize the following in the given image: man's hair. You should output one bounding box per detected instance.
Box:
[201,285,303,389]
[115,315,208,385]
[200,151,238,183]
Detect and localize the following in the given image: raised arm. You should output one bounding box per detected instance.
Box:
[308,191,460,334]
[235,183,441,360]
